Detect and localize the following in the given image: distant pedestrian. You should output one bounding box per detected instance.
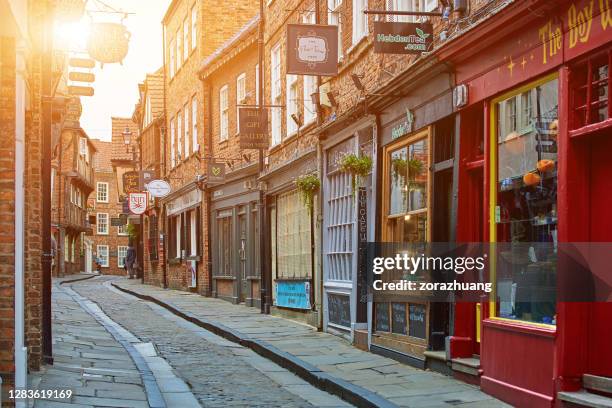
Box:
[125,243,137,279]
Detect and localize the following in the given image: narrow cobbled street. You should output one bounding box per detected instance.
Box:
[28,275,508,407]
[32,275,352,407]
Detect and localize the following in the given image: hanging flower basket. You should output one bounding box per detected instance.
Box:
[87,22,131,66]
[52,0,85,22]
[339,154,373,195]
[295,174,320,214]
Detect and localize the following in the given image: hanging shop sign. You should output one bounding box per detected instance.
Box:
[373,22,433,54]
[87,22,131,66]
[123,171,140,194]
[207,162,226,184]
[286,24,338,76]
[239,108,269,149]
[139,169,156,190]
[275,281,311,310]
[110,217,125,227]
[128,192,148,215]
[146,179,171,198]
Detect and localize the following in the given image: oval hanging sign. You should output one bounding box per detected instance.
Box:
[146,179,172,198]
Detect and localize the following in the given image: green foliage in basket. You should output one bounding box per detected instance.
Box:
[295,174,320,213]
[339,154,373,195]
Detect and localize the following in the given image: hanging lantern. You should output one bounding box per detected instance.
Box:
[87,22,131,66]
[52,0,86,22]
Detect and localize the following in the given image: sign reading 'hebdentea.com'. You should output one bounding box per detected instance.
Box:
[373,21,433,54]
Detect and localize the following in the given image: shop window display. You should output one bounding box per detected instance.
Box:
[494,77,558,325]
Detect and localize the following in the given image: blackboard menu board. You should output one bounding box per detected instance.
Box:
[409,304,426,339]
[328,293,351,328]
[376,303,390,332]
[391,303,407,335]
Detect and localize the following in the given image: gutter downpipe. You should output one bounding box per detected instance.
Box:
[15,43,27,408]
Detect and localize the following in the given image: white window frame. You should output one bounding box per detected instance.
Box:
[64,235,70,262]
[271,43,282,146]
[183,18,189,62]
[96,182,109,203]
[117,245,128,268]
[177,111,183,161]
[275,190,312,279]
[97,245,109,267]
[191,5,197,51]
[286,74,299,136]
[96,213,109,235]
[175,216,182,258]
[190,211,197,256]
[176,29,182,70]
[236,73,246,134]
[352,0,368,44]
[328,0,343,60]
[144,94,152,127]
[220,85,229,141]
[169,38,175,78]
[192,96,199,152]
[118,224,129,236]
[170,118,176,167]
[184,105,190,158]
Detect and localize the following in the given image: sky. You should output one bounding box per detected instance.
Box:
[57,0,172,141]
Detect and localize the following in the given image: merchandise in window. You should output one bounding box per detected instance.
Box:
[274,190,312,279]
[386,136,429,244]
[571,50,610,129]
[494,77,558,325]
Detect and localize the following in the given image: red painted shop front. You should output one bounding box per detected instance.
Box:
[443,0,612,406]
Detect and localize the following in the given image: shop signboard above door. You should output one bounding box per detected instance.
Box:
[275,280,311,310]
[286,24,338,76]
[373,21,433,54]
[239,108,269,149]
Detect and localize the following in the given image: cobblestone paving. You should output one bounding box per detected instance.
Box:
[113,278,511,408]
[70,277,350,408]
[29,282,150,408]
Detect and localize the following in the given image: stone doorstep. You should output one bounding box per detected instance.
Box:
[558,390,612,408]
[585,374,612,395]
[450,357,483,377]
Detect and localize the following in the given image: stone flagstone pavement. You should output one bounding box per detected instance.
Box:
[113,278,509,408]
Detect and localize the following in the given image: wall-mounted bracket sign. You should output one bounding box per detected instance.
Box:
[239,108,269,149]
[373,22,433,54]
[286,24,338,76]
[207,162,226,184]
[123,171,140,194]
[146,179,172,198]
[128,192,148,215]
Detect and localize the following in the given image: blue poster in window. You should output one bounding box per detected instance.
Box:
[275,281,311,310]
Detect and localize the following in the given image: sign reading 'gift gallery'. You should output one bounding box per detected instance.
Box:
[239,108,269,150]
[373,22,433,54]
[286,24,338,76]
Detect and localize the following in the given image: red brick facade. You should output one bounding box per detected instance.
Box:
[89,140,130,276]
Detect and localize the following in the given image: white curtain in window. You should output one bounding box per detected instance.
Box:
[276,190,312,279]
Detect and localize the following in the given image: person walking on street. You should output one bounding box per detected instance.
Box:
[125,242,137,279]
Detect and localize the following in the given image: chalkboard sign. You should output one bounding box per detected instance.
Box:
[391,303,407,335]
[409,304,426,339]
[328,293,350,328]
[376,303,390,332]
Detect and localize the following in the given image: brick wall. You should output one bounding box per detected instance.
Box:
[0,35,17,386]
[89,158,130,276]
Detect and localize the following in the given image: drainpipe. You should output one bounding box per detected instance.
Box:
[14,43,27,408]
